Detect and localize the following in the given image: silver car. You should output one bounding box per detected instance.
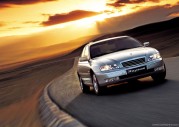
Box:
[77,36,166,95]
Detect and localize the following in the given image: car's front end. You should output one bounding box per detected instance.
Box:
[92,47,166,86]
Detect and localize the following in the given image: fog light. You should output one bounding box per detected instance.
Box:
[155,66,164,71]
[105,77,119,82]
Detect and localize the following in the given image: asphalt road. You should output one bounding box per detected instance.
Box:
[49,57,179,127]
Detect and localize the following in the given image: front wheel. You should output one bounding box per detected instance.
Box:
[78,75,90,93]
[151,65,166,82]
[92,74,104,95]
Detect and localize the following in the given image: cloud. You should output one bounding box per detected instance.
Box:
[23,21,41,24]
[0,4,11,8]
[8,27,22,30]
[41,10,101,26]
[96,4,179,33]
[0,22,6,27]
[107,0,159,7]
[107,2,125,7]
[168,12,179,18]
[0,0,56,8]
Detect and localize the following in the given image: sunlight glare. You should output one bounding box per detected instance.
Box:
[74,14,107,27]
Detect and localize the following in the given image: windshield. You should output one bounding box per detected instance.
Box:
[90,37,142,59]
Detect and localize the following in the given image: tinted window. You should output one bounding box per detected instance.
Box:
[90,37,142,59]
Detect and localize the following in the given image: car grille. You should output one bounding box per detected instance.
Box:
[122,57,145,67]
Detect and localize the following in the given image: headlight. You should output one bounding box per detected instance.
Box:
[100,64,120,71]
[148,53,161,61]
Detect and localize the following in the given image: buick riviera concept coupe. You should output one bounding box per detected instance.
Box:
[77,36,166,95]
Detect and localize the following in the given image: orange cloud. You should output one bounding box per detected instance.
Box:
[0,0,56,8]
[23,21,41,24]
[41,10,101,26]
[168,12,179,18]
[8,27,23,30]
[107,2,125,7]
[107,0,160,8]
[0,22,6,27]
[108,0,159,4]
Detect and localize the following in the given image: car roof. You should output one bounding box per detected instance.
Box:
[89,36,130,46]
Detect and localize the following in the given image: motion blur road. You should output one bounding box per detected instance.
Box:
[49,57,179,127]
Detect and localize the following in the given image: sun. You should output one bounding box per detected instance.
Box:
[86,0,107,12]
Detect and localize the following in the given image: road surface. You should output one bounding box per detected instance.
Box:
[49,57,179,127]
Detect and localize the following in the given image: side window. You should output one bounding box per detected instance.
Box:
[84,46,89,58]
[81,45,89,58]
[81,46,86,57]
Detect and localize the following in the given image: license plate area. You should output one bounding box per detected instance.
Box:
[127,66,146,75]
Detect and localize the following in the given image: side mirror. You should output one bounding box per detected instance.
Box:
[143,42,150,47]
[79,57,88,62]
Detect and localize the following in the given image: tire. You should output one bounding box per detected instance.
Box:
[92,74,104,95]
[78,75,90,93]
[152,65,166,82]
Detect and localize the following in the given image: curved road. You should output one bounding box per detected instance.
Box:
[49,57,179,127]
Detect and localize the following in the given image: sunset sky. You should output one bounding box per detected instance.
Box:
[0,0,179,69]
[0,0,179,37]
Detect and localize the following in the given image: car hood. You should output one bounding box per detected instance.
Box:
[91,47,157,65]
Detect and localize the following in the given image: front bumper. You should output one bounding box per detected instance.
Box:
[95,59,165,86]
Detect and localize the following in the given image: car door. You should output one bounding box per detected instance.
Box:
[78,45,92,85]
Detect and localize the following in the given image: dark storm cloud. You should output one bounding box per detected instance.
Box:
[0,0,56,8]
[41,10,101,26]
[107,0,159,7]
